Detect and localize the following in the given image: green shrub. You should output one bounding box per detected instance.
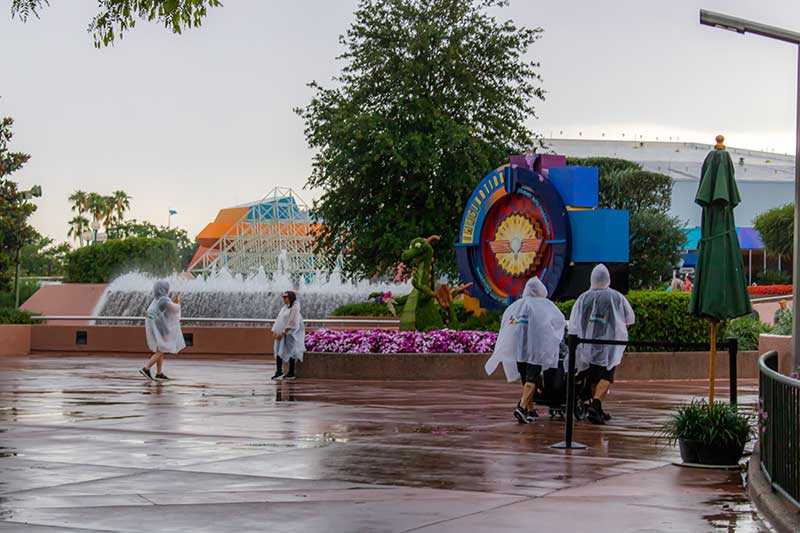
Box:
[65,237,179,283]
[330,302,396,317]
[726,316,771,351]
[451,300,502,332]
[755,270,791,285]
[0,279,42,307]
[556,290,725,350]
[0,307,36,324]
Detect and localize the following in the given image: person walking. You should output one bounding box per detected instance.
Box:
[568,264,635,425]
[485,277,566,424]
[271,290,305,380]
[140,280,185,381]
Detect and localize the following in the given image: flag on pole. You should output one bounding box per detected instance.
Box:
[169,209,178,215]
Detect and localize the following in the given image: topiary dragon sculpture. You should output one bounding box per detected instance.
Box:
[397,235,472,331]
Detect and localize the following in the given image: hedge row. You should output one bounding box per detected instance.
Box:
[556,290,721,349]
[65,237,179,283]
[748,285,792,296]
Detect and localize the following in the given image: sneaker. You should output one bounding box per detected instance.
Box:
[155,373,171,381]
[603,410,612,421]
[271,372,284,381]
[586,399,605,425]
[514,405,530,424]
[284,373,296,380]
[139,368,154,381]
[526,409,539,422]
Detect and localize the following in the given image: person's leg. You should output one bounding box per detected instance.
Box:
[156,353,164,375]
[287,358,296,376]
[272,356,284,379]
[144,352,161,370]
[522,365,541,416]
[514,363,530,424]
[593,379,611,401]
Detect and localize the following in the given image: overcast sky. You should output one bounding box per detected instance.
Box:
[3,0,800,243]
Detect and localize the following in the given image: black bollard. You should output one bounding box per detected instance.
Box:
[551,333,587,450]
[727,337,738,405]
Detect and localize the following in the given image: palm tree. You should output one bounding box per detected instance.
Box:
[67,215,90,245]
[111,190,131,223]
[68,190,89,215]
[99,196,116,229]
[86,193,106,226]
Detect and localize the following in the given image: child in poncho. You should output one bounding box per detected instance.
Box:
[271,290,305,380]
[140,280,185,381]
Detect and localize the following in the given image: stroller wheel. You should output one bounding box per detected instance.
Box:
[574,401,588,421]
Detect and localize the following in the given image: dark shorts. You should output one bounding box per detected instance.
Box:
[517,362,543,385]
[581,364,616,384]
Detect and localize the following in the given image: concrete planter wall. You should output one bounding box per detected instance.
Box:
[300,350,761,381]
[0,325,31,356]
[759,333,793,376]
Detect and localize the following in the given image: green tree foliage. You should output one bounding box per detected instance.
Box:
[753,203,793,258]
[107,219,198,269]
[298,0,545,279]
[20,229,71,277]
[568,157,686,289]
[65,237,179,283]
[11,0,222,47]
[0,117,35,292]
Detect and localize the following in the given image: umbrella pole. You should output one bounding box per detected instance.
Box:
[709,321,717,404]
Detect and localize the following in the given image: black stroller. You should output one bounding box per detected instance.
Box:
[532,341,592,420]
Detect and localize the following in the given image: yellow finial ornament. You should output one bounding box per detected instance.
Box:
[715,135,725,150]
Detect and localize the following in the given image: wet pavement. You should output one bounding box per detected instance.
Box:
[0,357,771,532]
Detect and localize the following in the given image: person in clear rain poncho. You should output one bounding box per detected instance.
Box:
[485,277,566,424]
[568,264,635,425]
[271,290,305,380]
[140,280,185,381]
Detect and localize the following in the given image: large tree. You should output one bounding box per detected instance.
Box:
[0,117,35,293]
[753,203,793,258]
[299,0,545,279]
[568,157,686,289]
[11,0,222,47]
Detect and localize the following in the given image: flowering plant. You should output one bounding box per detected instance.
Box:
[368,291,398,316]
[748,285,792,296]
[306,328,497,354]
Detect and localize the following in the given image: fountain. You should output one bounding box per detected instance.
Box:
[93,268,409,325]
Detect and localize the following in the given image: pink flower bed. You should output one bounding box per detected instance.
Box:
[305,328,497,354]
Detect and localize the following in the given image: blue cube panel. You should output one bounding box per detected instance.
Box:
[548,166,599,208]
[569,209,629,263]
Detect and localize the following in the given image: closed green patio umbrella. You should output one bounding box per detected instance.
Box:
[689,135,752,403]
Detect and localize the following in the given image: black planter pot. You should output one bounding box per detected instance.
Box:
[695,440,746,466]
[678,438,700,463]
[678,438,745,466]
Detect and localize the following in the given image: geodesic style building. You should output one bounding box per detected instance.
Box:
[188,187,340,277]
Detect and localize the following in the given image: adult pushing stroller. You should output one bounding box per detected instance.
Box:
[533,340,592,420]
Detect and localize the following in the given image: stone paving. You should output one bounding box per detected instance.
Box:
[0,356,771,532]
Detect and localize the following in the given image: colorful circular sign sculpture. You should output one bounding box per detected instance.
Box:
[456,158,571,309]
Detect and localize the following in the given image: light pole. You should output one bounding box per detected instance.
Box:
[700,9,800,373]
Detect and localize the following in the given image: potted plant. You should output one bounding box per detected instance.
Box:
[659,399,753,466]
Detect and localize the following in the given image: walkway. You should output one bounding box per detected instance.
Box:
[0,357,769,532]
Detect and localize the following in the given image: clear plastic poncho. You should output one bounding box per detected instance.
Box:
[272,301,306,361]
[485,277,566,382]
[145,280,186,354]
[568,265,635,371]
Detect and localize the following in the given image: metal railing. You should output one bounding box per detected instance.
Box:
[29,316,399,326]
[759,351,800,510]
[552,335,740,450]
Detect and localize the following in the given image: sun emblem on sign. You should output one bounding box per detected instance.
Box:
[489,214,544,276]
